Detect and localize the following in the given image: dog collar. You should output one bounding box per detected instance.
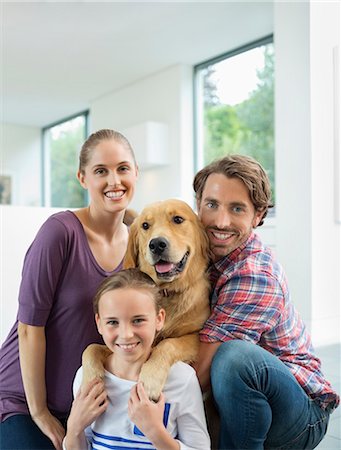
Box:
[161,288,176,297]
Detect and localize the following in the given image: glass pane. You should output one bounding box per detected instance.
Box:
[44,115,87,207]
[197,42,275,200]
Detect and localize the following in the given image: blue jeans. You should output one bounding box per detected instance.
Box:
[211,341,330,450]
[0,414,67,449]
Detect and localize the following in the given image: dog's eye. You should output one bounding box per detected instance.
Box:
[142,222,149,230]
[173,216,184,224]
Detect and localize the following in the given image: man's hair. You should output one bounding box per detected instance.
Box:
[93,268,161,314]
[193,154,274,227]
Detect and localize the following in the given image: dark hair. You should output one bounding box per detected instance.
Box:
[193,154,273,227]
[79,129,136,174]
[93,268,161,315]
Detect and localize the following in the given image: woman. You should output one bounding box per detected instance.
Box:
[0,129,138,450]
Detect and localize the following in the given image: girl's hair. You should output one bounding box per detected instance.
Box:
[193,154,274,227]
[93,268,162,315]
[79,129,136,174]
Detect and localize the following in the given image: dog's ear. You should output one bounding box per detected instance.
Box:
[123,208,138,226]
[123,219,139,268]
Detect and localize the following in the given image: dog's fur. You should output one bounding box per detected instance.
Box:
[82,199,210,400]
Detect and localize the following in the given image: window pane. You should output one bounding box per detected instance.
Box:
[196,41,275,201]
[44,114,87,207]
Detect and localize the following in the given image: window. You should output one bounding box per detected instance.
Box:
[42,111,89,207]
[194,36,275,200]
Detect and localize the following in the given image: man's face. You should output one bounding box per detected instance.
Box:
[197,173,263,262]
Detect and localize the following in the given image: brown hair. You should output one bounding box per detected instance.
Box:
[193,154,273,227]
[93,268,161,315]
[79,129,136,174]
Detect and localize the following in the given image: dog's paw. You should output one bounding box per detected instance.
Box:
[82,365,104,386]
[139,361,168,402]
[82,343,111,385]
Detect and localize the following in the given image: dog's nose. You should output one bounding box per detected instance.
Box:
[149,237,169,255]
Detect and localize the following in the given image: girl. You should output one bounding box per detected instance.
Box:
[64,269,210,450]
[0,130,138,450]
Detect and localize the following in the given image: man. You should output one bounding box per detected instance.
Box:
[193,155,339,450]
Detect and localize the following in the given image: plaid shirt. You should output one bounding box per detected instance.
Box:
[200,233,339,411]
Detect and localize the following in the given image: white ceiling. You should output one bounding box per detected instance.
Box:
[2,1,273,128]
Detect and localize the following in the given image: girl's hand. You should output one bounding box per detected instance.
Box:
[67,379,108,435]
[128,382,165,437]
[128,383,180,450]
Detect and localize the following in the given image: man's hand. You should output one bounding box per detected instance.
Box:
[193,341,222,392]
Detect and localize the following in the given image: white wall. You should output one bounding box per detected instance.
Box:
[1,123,41,206]
[91,64,195,212]
[275,2,312,322]
[0,205,64,342]
[310,1,341,345]
[275,1,340,346]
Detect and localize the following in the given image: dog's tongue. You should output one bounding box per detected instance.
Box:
[155,262,175,274]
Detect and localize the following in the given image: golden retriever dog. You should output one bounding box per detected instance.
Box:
[82,199,210,401]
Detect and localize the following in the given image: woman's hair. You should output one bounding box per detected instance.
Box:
[93,268,162,315]
[79,129,136,174]
[193,154,273,227]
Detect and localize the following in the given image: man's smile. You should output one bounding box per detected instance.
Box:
[211,230,236,241]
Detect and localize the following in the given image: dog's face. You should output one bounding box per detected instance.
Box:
[124,199,209,286]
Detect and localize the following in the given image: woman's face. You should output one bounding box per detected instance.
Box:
[78,138,138,214]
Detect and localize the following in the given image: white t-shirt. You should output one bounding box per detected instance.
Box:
[70,361,210,450]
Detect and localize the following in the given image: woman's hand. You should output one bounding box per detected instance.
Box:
[18,323,65,449]
[32,408,65,450]
[65,379,108,450]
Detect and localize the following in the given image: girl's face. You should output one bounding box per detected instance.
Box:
[78,138,138,214]
[96,288,165,367]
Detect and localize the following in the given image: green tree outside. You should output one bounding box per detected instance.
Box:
[203,43,275,199]
[46,116,87,208]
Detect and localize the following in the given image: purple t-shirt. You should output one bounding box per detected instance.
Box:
[0,211,123,421]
